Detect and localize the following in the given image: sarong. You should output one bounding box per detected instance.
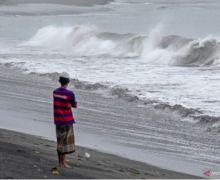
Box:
[56,124,75,155]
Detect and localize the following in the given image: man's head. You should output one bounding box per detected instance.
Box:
[59,72,70,87]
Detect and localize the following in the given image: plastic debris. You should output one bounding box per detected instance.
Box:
[51,167,60,176]
[84,152,90,158]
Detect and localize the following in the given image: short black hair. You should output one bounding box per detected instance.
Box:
[59,77,70,86]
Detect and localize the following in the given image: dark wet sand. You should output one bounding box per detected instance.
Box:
[0,128,198,179]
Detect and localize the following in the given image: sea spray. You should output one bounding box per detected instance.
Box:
[22,24,220,66]
[140,24,175,65]
[22,24,143,57]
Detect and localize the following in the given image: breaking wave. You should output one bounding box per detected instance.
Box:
[22,25,144,58]
[23,24,220,66]
[2,60,220,131]
[26,71,220,130]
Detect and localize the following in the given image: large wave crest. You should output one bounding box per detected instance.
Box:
[23,24,220,66]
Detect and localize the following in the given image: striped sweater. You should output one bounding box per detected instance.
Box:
[53,87,77,125]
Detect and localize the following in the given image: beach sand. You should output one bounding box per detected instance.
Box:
[0,65,199,178]
[0,128,198,179]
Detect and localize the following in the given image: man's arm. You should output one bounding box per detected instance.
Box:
[70,92,77,108]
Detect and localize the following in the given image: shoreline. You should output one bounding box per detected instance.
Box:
[0,64,214,178]
[0,128,198,179]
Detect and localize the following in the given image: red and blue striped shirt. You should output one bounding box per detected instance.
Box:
[53,87,77,125]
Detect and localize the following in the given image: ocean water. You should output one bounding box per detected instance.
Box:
[1,0,220,175]
[1,0,220,120]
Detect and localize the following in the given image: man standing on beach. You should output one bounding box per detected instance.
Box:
[53,73,77,168]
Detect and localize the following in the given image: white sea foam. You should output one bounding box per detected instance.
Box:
[22,25,142,57]
[22,24,220,66]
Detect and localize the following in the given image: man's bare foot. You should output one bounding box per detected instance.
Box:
[59,162,71,168]
[65,159,70,163]
[63,162,71,168]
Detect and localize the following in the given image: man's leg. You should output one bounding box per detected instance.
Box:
[63,155,71,168]
[58,152,71,168]
[58,151,64,165]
